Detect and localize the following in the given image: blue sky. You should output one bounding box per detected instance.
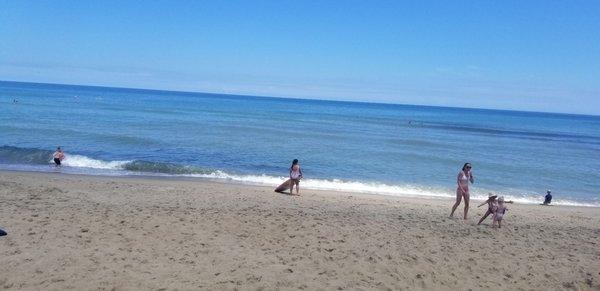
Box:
[1,1,599,115]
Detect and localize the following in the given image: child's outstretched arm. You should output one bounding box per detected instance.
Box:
[478,199,489,208]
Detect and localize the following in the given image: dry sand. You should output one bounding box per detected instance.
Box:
[1,170,599,290]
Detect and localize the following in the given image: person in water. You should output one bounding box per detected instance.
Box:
[492,196,508,228]
[450,162,474,219]
[477,193,498,225]
[53,147,65,167]
[543,190,552,205]
[289,159,303,195]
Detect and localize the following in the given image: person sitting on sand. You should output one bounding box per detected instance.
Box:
[477,193,498,225]
[53,147,65,167]
[543,190,552,205]
[289,159,303,195]
[492,196,508,228]
[450,163,474,219]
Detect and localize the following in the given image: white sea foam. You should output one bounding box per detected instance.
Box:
[54,155,131,170]
[42,155,599,207]
[188,171,600,207]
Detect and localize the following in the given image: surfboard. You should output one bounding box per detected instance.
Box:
[274,179,292,193]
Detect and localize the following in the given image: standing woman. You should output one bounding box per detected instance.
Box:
[289,159,303,195]
[450,163,475,219]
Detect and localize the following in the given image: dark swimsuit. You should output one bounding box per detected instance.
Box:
[487,200,498,214]
[53,158,61,165]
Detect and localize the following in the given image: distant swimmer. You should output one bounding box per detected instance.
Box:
[53,147,65,167]
[543,190,552,205]
[450,162,474,220]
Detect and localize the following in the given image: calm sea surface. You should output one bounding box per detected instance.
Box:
[1,81,599,206]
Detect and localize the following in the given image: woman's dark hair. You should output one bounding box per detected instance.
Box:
[462,163,471,171]
[290,159,299,170]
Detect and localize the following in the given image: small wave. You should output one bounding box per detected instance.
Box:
[60,155,130,170]
[187,171,453,197]
[0,145,52,164]
[0,146,130,169]
[184,171,600,207]
[122,160,215,175]
[55,156,215,175]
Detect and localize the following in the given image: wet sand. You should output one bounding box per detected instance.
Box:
[1,171,599,290]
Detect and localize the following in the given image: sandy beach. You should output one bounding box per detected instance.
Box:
[0,170,599,290]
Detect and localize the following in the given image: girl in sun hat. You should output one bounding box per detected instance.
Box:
[477,193,498,225]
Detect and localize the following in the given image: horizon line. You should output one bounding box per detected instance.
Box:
[1,79,598,118]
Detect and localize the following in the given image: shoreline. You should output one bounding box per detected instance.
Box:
[1,170,599,289]
[1,168,595,208]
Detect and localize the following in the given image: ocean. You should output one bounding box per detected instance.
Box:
[1,81,599,206]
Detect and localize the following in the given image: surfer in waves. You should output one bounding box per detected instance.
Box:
[53,147,65,167]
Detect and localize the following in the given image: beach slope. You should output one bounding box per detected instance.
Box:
[0,171,599,290]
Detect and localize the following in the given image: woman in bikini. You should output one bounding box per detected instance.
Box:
[289,159,303,195]
[449,162,474,219]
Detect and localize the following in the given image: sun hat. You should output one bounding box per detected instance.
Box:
[488,193,497,198]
